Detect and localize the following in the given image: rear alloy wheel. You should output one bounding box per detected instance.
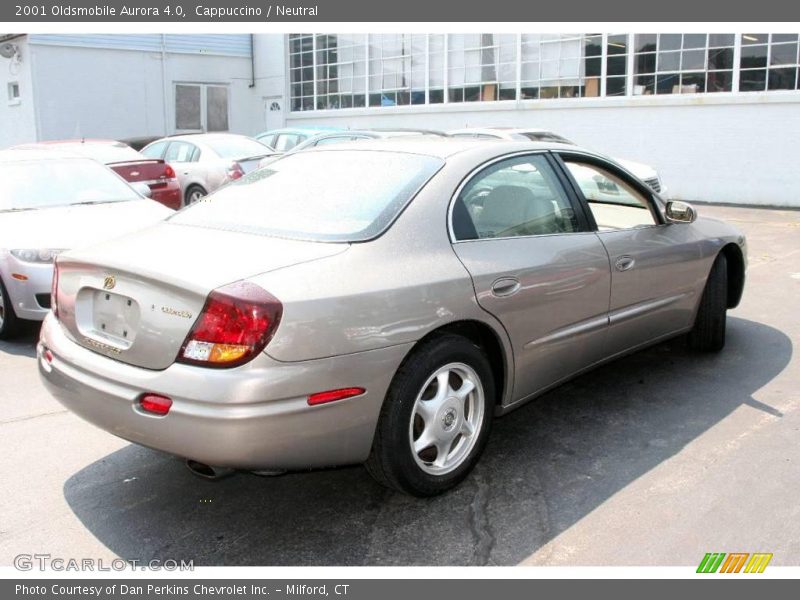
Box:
[0,276,22,340]
[184,185,207,206]
[366,334,494,496]
[688,253,728,352]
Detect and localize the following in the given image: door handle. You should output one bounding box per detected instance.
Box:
[615,256,636,272]
[491,277,521,297]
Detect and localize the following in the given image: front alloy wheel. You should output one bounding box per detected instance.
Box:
[366,334,495,496]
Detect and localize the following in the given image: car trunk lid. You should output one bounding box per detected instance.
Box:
[55,222,349,370]
[109,159,176,193]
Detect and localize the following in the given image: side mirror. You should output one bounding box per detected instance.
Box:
[665,200,697,224]
[131,182,152,198]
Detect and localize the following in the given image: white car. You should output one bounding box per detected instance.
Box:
[141,134,277,206]
[0,149,173,339]
[447,127,667,196]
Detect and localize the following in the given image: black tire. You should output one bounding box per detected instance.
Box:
[184,185,207,206]
[366,334,495,497]
[688,253,728,352]
[0,276,23,340]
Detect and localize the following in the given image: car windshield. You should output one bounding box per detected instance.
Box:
[170,150,444,242]
[516,132,574,144]
[204,137,272,159]
[0,158,140,211]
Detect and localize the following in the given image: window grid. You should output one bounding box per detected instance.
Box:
[289,33,800,112]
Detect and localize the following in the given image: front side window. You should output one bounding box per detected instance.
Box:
[274,133,302,151]
[452,154,579,241]
[563,160,658,230]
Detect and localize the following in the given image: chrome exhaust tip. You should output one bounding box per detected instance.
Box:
[185,459,235,481]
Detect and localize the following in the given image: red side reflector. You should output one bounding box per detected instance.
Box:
[139,394,173,416]
[307,387,365,406]
[44,349,54,364]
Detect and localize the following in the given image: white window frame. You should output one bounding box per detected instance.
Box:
[173,82,230,134]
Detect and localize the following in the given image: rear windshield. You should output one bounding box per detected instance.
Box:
[0,158,140,211]
[205,137,273,159]
[170,150,444,242]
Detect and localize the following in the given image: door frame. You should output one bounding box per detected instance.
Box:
[446,150,596,244]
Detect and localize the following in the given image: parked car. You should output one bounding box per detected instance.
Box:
[257,128,449,168]
[448,127,668,196]
[13,139,182,210]
[39,138,746,496]
[141,134,276,206]
[254,127,343,152]
[0,149,173,338]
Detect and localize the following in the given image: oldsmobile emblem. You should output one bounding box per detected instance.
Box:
[103,275,116,290]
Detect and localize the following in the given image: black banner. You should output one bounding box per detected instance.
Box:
[2,0,800,22]
[3,579,797,599]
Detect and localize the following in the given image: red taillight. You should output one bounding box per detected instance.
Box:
[139,394,172,416]
[177,281,282,368]
[307,387,366,406]
[227,162,245,180]
[163,163,177,180]
[51,261,59,318]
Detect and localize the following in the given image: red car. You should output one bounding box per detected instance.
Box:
[13,139,182,210]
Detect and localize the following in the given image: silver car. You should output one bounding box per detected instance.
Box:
[448,127,668,195]
[140,134,276,205]
[38,138,746,496]
[0,149,173,339]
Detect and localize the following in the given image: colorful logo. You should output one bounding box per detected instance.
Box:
[697,552,773,573]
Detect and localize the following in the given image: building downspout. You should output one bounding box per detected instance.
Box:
[160,34,169,135]
[249,34,256,88]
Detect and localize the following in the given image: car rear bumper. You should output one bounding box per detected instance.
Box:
[149,182,182,210]
[38,312,412,470]
[1,260,53,321]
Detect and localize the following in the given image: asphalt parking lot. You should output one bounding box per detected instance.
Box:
[0,204,798,567]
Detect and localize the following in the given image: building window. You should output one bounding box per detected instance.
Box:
[521,34,602,99]
[740,33,799,92]
[175,83,229,132]
[605,34,629,96]
[447,33,517,103]
[287,33,800,112]
[368,34,427,106]
[633,33,735,95]
[7,81,20,105]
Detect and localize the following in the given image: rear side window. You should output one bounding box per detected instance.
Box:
[452,154,579,241]
[141,141,167,159]
[165,142,199,162]
[170,150,444,242]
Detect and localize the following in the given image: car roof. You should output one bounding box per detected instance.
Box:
[449,127,552,136]
[0,148,94,162]
[165,133,257,143]
[301,136,579,159]
[13,139,144,163]
[256,126,342,137]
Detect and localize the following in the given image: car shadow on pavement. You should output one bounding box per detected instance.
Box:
[62,316,792,566]
[0,323,40,358]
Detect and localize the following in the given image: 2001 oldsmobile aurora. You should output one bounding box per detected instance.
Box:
[39,138,746,496]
